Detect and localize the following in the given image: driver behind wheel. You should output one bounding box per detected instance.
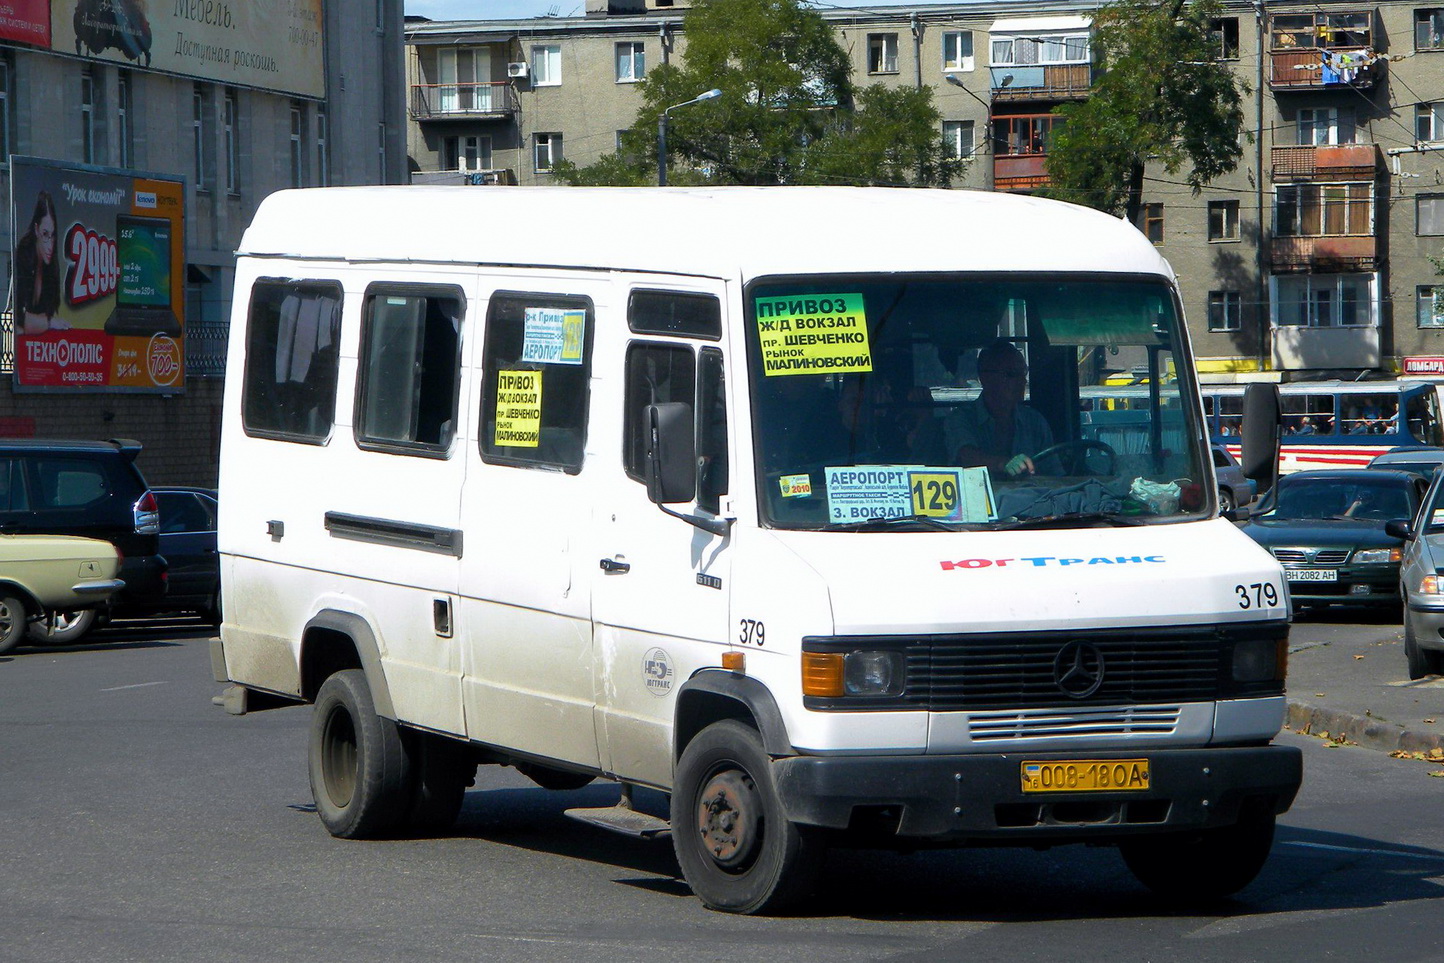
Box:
[946,339,1059,476]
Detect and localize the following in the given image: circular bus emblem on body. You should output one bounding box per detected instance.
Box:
[1053,641,1105,699]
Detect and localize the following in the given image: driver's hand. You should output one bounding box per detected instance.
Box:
[1004,454,1035,477]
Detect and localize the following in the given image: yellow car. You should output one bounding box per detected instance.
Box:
[0,535,124,656]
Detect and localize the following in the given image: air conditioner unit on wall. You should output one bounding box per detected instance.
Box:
[507,62,529,78]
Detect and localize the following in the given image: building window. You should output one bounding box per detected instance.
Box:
[534,132,561,172]
[316,106,329,187]
[117,70,131,169]
[1418,285,1444,327]
[379,122,388,184]
[438,47,488,112]
[1274,274,1372,327]
[1419,195,1444,235]
[943,31,974,71]
[531,44,561,86]
[1418,8,1444,50]
[1208,200,1240,241]
[1271,13,1371,50]
[224,89,238,193]
[444,134,492,172]
[942,120,974,158]
[1210,18,1240,59]
[81,68,96,164]
[0,56,13,167]
[1276,183,1372,236]
[868,33,898,74]
[991,33,1090,65]
[289,102,306,187]
[992,114,1062,155]
[1418,103,1444,143]
[193,85,215,192]
[1208,291,1242,331]
[1143,203,1164,244]
[1297,107,1355,146]
[615,41,644,82]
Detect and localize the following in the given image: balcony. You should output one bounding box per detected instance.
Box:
[1270,235,1377,273]
[994,154,1049,192]
[1272,325,1380,370]
[989,64,1092,102]
[1271,143,1381,181]
[410,82,519,122]
[1269,46,1380,90]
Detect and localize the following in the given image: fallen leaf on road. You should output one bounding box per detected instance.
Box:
[1430,771,1444,778]
[1353,655,1365,660]
[1315,693,1326,697]
[1426,719,1437,724]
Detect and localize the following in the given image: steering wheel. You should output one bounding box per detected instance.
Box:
[1030,439,1117,476]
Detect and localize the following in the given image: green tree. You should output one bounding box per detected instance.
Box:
[551,0,959,187]
[1041,0,1248,223]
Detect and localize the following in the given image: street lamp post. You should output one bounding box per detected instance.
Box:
[658,88,721,186]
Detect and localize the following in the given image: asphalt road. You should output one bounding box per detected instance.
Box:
[2,618,1443,963]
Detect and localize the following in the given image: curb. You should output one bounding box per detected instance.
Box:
[1286,699,1444,754]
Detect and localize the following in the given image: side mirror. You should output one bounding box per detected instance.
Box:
[1385,518,1413,541]
[1240,383,1281,493]
[645,402,697,505]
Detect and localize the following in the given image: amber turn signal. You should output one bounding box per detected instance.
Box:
[801,652,845,697]
[721,651,746,673]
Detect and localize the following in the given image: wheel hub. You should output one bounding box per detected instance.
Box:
[696,769,760,869]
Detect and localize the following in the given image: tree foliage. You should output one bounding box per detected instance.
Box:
[1041,0,1248,223]
[551,0,960,187]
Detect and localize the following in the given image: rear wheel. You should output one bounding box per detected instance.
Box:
[27,609,96,645]
[1219,488,1237,514]
[0,593,29,655]
[308,669,411,839]
[671,720,824,914]
[1120,814,1276,902]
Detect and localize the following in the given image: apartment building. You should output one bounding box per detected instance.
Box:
[405,0,1444,385]
[0,1,406,485]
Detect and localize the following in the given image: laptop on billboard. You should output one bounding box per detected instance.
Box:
[104,214,181,336]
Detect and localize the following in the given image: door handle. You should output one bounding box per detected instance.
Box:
[599,557,631,574]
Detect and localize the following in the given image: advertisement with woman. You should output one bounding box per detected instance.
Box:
[10,156,186,393]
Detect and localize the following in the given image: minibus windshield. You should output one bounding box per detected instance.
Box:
[745,274,1210,531]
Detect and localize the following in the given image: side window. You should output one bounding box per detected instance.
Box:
[356,285,463,455]
[34,457,108,508]
[698,348,728,514]
[242,279,343,442]
[628,289,722,339]
[624,343,696,483]
[0,458,27,511]
[479,293,592,473]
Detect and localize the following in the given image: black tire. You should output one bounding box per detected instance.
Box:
[308,669,412,839]
[671,719,824,914]
[27,608,96,645]
[0,592,29,656]
[1120,814,1276,902]
[402,730,475,835]
[1404,619,1443,679]
[516,761,595,792]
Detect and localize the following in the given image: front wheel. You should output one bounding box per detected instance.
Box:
[0,592,29,655]
[1404,619,1443,679]
[671,720,824,914]
[308,669,412,839]
[27,608,96,645]
[1120,814,1276,902]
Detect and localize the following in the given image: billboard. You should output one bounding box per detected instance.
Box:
[11,156,185,393]
[52,0,325,99]
[0,0,50,46]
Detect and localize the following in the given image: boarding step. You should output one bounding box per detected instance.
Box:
[564,785,671,839]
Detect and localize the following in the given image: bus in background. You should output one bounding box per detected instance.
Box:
[1203,381,1444,472]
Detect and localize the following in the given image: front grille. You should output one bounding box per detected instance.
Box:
[803,622,1286,713]
[967,705,1181,741]
[1272,547,1350,565]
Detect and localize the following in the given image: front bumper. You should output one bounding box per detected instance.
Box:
[772,744,1301,842]
[1284,564,1398,604]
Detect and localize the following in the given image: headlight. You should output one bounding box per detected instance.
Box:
[1233,636,1287,683]
[801,650,906,697]
[1353,547,1402,564]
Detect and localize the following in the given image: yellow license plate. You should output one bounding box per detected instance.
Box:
[1020,759,1151,793]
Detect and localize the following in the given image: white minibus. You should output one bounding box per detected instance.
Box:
[213,186,1299,914]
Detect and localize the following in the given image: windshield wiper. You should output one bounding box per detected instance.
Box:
[995,511,1148,531]
[824,514,968,532]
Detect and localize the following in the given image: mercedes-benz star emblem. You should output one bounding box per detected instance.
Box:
[1053,641,1105,699]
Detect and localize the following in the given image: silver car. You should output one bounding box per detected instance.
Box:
[1394,470,1444,677]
